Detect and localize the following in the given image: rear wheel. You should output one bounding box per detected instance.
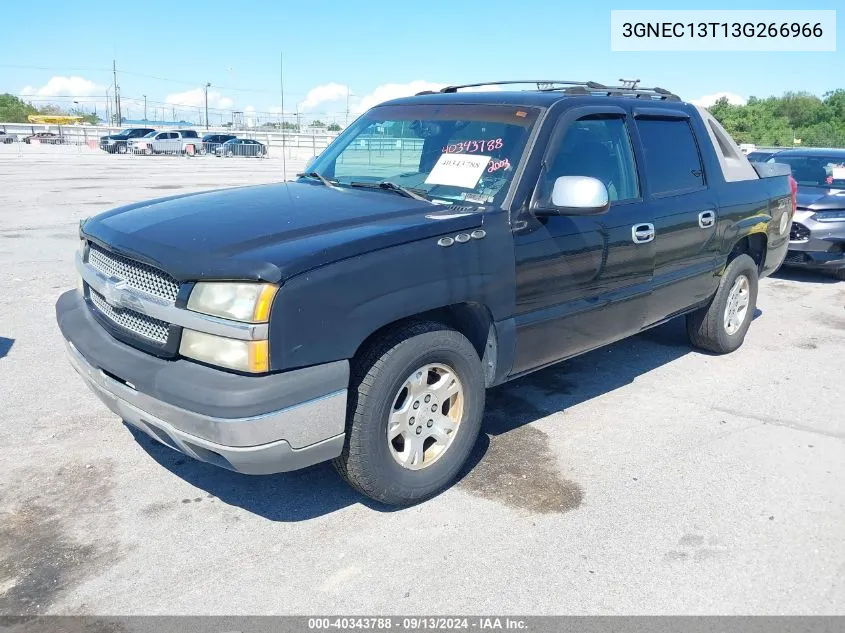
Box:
[687,254,758,354]
[333,322,485,506]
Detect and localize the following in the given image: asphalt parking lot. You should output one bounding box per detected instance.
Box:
[1,149,844,616]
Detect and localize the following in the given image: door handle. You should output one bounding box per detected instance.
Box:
[631,223,655,244]
[698,210,716,229]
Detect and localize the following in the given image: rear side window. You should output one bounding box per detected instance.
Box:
[636,119,704,195]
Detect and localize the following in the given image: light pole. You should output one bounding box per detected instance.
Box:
[105,87,112,125]
[143,95,147,122]
[204,82,211,130]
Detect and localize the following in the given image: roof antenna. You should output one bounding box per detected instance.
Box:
[618,78,641,90]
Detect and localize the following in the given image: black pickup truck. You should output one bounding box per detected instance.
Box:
[99,128,156,154]
[56,81,794,505]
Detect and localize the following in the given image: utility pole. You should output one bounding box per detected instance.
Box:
[143,95,147,122]
[345,88,350,127]
[280,51,287,179]
[204,82,211,130]
[112,59,122,125]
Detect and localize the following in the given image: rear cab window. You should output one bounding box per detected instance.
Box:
[636,118,705,195]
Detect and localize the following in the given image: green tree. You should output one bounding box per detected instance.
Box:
[0,93,38,122]
[708,89,845,148]
[310,119,325,127]
[327,122,341,131]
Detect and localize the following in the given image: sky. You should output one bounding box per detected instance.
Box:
[0,0,842,125]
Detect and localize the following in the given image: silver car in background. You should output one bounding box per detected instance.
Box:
[215,138,267,157]
[127,130,202,156]
[775,148,845,280]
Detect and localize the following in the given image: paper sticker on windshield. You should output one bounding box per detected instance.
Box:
[425,154,491,189]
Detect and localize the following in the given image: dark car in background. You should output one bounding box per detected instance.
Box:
[215,138,267,157]
[0,130,16,144]
[774,148,845,280]
[201,133,236,154]
[747,149,782,162]
[23,132,64,145]
[99,128,155,154]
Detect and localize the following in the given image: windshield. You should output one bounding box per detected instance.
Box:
[307,104,541,205]
[116,129,135,137]
[143,131,157,138]
[771,154,845,188]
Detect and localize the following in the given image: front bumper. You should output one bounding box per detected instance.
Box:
[783,210,845,271]
[56,290,348,474]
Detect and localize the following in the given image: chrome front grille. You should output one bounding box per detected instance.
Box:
[87,243,179,302]
[90,289,170,344]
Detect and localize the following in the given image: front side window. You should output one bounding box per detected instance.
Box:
[545,116,640,202]
[636,118,704,195]
[308,104,541,205]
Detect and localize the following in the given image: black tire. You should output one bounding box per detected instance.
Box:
[834,269,845,281]
[687,254,758,354]
[117,144,127,154]
[333,321,485,506]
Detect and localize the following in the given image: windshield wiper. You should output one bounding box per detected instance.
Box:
[349,180,431,202]
[297,171,338,188]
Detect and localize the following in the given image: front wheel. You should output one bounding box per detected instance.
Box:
[687,254,759,354]
[117,144,127,154]
[333,322,485,506]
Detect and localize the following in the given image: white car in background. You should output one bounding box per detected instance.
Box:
[127,130,202,155]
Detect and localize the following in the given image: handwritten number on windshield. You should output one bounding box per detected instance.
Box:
[441,138,503,154]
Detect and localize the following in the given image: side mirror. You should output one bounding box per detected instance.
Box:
[305,155,317,170]
[536,176,610,216]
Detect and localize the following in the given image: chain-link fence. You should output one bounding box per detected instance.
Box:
[0,123,339,160]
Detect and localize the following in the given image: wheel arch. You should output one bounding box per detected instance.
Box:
[351,302,501,387]
[727,232,767,274]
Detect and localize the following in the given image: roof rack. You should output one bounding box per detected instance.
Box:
[438,80,596,93]
[430,80,680,101]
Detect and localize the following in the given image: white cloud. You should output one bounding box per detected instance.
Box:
[353,81,503,113]
[355,80,445,113]
[165,87,234,110]
[300,82,351,111]
[295,80,507,116]
[689,92,747,107]
[20,75,103,98]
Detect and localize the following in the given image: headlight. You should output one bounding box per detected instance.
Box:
[187,282,277,322]
[77,238,86,293]
[812,210,845,222]
[179,330,269,373]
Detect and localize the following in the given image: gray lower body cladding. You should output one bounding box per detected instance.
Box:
[55,290,348,474]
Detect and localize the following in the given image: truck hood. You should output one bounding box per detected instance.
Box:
[82,181,483,283]
[796,187,845,210]
[100,134,129,142]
